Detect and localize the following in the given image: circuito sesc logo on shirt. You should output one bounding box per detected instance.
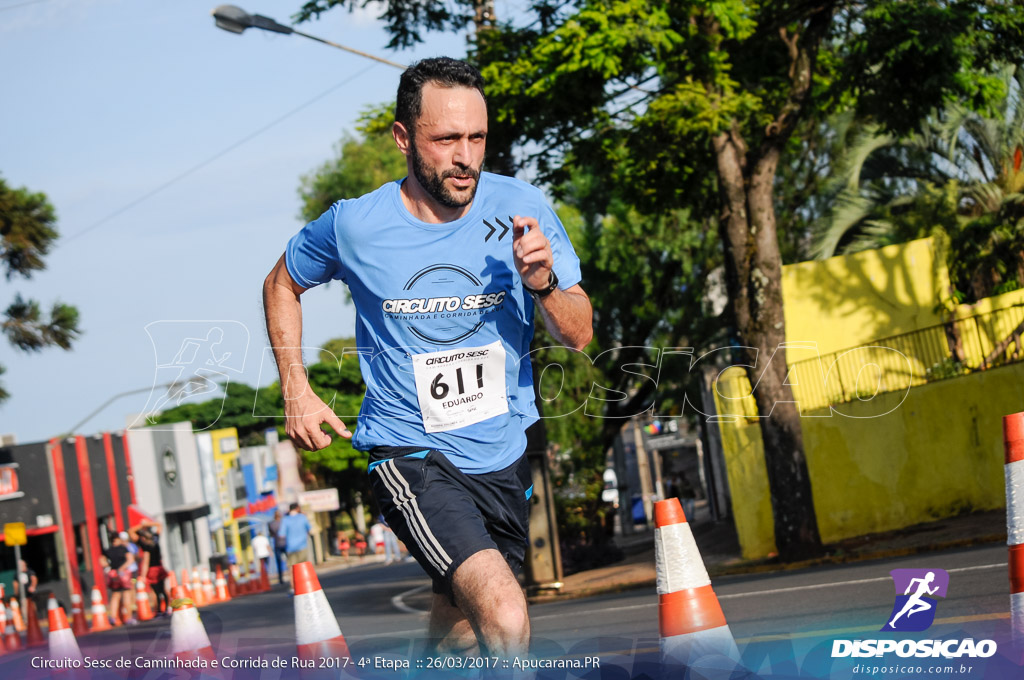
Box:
[381,263,509,345]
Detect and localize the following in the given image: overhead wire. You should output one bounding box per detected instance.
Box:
[63,63,378,244]
[0,0,52,12]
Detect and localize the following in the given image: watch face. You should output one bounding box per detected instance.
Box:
[530,271,558,297]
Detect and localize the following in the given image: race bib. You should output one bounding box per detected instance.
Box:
[411,340,509,433]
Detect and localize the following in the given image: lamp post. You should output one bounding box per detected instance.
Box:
[60,379,204,438]
[211,5,406,70]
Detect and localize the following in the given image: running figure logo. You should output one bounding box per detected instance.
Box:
[136,320,249,431]
[881,568,950,632]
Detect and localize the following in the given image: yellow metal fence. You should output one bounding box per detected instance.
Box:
[721,303,1024,414]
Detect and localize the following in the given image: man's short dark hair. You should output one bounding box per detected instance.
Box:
[289,502,300,512]
[396,57,486,132]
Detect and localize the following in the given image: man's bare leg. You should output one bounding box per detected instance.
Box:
[428,549,529,658]
[428,593,480,656]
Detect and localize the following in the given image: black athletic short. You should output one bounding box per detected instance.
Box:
[368,446,532,602]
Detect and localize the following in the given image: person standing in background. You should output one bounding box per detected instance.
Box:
[277,503,312,589]
[251,531,272,580]
[268,510,287,584]
[13,559,37,603]
[130,520,168,617]
[368,521,385,558]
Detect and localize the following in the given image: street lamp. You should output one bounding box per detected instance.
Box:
[60,379,205,438]
[211,5,406,70]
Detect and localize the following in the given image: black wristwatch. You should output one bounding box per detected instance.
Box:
[524,270,559,299]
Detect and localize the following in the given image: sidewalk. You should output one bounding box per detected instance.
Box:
[527,503,1007,603]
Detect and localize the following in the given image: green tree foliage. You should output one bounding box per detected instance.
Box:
[813,65,1024,303]
[294,0,480,49]
[152,338,370,507]
[528,190,721,569]
[149,381,283,446]
[482,0,1024,560]
[295,0,1024,560]
[0,175,80,402]
[298,128,407,223]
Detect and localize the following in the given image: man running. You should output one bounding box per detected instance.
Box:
[263,57,592,658]
[889,571,940,628]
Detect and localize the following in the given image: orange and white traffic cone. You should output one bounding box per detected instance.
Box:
[0,601,7,655]
[193,569,208,607]
[202,567,216,604]
[47,598,84,665]
[243,565,255,594]
[292,562,351,665]
[236,565,249,595]
[248,565,259,593]
[9,598,25,632]
[89,587,112,633]
[228,566,239,598]
[215,566,231,602]
[260,561,271,592]
[25,598,46,647]
[119,588,132,626]
[135,579,154,622]
[3,621,21,651]
[179,568,192,600]
[169,586,215,664]
[69,593,89,638]
[1004,412,1024,646]
[655,498,742,671]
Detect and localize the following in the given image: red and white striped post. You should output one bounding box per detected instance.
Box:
[1003,412,1024,645]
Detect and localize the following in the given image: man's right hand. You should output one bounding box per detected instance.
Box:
[283,386,351,451]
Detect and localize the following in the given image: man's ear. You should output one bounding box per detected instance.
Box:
[392,121,411,157]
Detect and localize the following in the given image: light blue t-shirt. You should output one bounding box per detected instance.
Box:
[277,512,311,553]
[285,172,582,473]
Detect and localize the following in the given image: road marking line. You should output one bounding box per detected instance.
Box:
[531,563,1007,622]
[737,612,1011,643]
[720,562,1006,600]
[391,583,431,615]
[352,614,1012,658]
[536,610,1015,659]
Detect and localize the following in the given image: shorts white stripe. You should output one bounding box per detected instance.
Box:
[375,462,442,573]
[376,460,452,575]
[382,460,452,569]
[380,462,451,574]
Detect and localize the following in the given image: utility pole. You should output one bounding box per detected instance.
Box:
[633,418,655,527]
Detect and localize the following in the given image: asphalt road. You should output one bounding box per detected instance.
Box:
[1,544,1017,679]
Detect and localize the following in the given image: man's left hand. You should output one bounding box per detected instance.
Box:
[512,215,554,290]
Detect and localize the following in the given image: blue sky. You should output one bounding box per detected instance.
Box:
[0,0,490,442]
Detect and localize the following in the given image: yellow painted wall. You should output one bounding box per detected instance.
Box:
[782,238,950,358]
[716,237,1024,559]
[716,364,1021,558]
[802,367,1015,543]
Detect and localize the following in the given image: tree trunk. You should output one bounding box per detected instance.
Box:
[713,127,823,561]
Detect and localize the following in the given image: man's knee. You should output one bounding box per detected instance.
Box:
[451,550,529,655]
[482,598,529,643]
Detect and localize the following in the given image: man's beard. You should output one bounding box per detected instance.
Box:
[410,139,481,209]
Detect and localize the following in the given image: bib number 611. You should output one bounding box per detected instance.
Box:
[430,364,485,400]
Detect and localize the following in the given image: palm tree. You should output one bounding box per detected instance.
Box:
[812,64,1024,303]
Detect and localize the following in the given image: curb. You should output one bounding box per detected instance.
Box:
[527,533,1006,604]
[708,533,1007,578]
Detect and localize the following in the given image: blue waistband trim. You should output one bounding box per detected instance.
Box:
[367,449,430,473]
[525,484,534,500]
